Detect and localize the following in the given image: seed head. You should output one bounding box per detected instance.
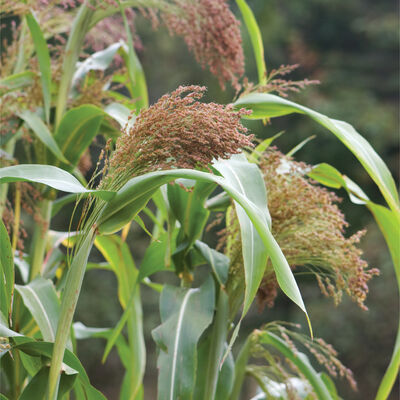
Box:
[159,0,245,90]
[100,85,252,190]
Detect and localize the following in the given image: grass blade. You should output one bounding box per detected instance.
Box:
[26,13,52,123]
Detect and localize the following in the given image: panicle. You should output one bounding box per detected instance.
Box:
[100,85,252,190]
[257,149,379,310]
[159,0,244,90]
[222,148,378,312]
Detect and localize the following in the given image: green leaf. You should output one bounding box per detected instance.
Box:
[213,155,270,318]
[0,219,13,322]
[248,131,284,164]
[13,337,106,399]
[26,13,52,123]
[54,105,104,168]
[19,366,77,400]
[97,166,307,319]
[0,71,35,96]
[0,164,115,200]
[138,232,172,281]
[234,93,400,214]
[118,5,148,112]
[72,42,123,88]
[168,180,215,273]
[286,135,316,157]
[152,277,215,400]
[194,240,229,286]
[236,0,267,84]
[15,277,60,342]
[104,102,132,128]
[17,110,70,164]
[194,338,234,400]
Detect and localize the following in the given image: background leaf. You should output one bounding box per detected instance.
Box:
[26,13,52,122]
[15,277,60,342]
[152,277,215,400]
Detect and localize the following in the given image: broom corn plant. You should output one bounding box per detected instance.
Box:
[0,1,398,399]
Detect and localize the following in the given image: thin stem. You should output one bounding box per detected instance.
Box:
[203,289,229,400]
[47,228,96,400]
[54,2,95,128]
[29,199,52,281]
[229,334,252,400]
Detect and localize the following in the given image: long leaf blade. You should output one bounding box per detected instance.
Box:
[234,93,400,213]
[0,164,115,200]
[15,278,60,342]
[17,111,69,164]
[0,219,13,322]
[152,277,215,400]
[26,13,52,123]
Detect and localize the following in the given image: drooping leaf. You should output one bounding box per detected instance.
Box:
[26,13,52,122]
[0,219,13,322]
[152,277,215,400]
[97,166,307,320]
[194,240,229,285]
[15,278,60,342]
[54,105,104,168]
[0,164,115,200]
[234,93,400,214]
[72,42,123,88]
[17,110,70,164]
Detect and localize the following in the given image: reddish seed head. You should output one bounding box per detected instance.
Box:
[101,85,252,189]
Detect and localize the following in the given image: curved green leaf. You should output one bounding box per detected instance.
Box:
[0,164,115,200]
[72,42,123,88]
[15,278,59,342]
[234,93,400,214]
[17,111,69,164]
[54,105,104,168]
[236,0,267,84]
[152,277,215,400]
[97,166,307,319]
[26,13,52,123]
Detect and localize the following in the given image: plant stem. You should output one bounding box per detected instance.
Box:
[54,2,95,128]
[11,183,21,253]
[29,199,52,281]
[229,334,252,400]
[0,139,17,217]
[47,228,96,400]
[203,289,229,400]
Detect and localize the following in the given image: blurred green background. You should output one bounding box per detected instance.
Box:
[8,0,398,398]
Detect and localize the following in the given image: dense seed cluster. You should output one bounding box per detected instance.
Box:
[222,148,378,312]
[100,85,253,190]
[160,0,244,90]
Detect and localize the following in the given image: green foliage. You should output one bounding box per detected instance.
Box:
[0,1,397,399]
